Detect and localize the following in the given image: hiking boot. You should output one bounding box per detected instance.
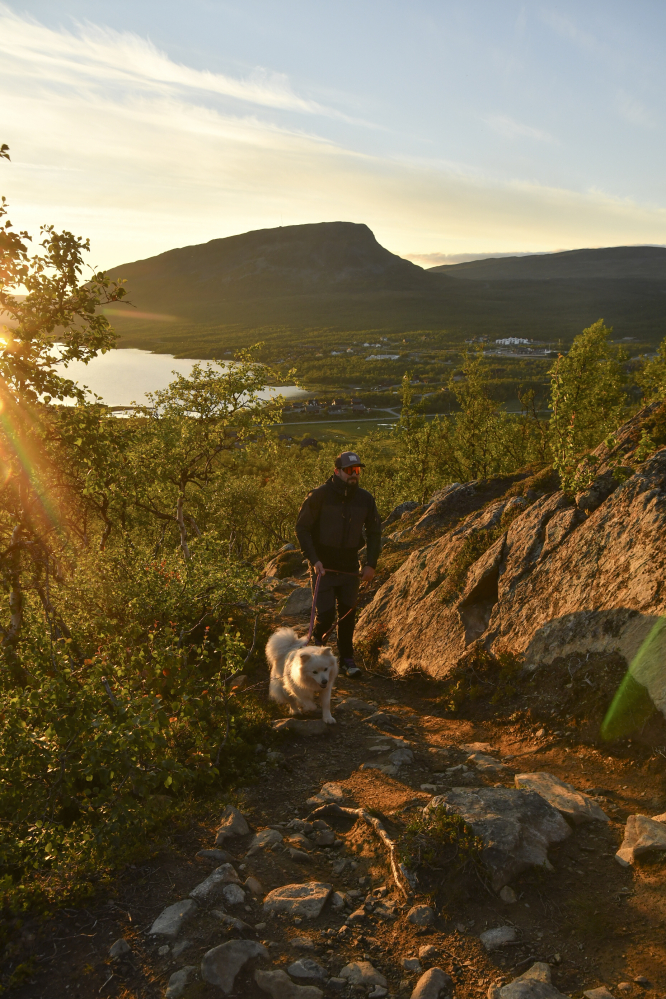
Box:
[341,657,362,678]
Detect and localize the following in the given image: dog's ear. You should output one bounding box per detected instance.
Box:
[322,646,333,654]
[300,653,311,663]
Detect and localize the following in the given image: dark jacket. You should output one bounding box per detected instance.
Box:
[295,475,382,571]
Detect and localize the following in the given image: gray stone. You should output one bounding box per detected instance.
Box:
[499,886,517,904]
[616,813,666,866]
[288,833,312,850]
[411,968,453,999]
[306,782,346,806]
[109,937,131,959]
[360,762,399,776]
[212,911,254,934]
[201,939,268,993]
[480,926,517,951]
[369,989,388,999]
[215,805,250,846]
[390,748,415,766]
[190,863,241,901]
[196,848,236,866]
[255,968,324,999]
[346,906,366,924]
[328,979,346,992]
[584,989,615,999]
[290,936,316,950]
[287,958,328,981]
[403,957,423,972]
[222,883,246,905]
[289,848,312,862]
[407,905,435,926]
[468,752,507,773]
[165,965,197,999]
[421,784,440,793]
[159,944,170,956]
[247,828,284,856]
[280,587,313,616]
[272,718,330,737]
[419,945,439,960]
[172,940,193,959]
[245,876,263,895]
[149,898,198,939]
[515,773,609,824]
[340,961,388,987]
[263,882,332,919]
[426,787,571,889]
[331,891,345,910]
[499,983,568,999]
[518,964,551,984]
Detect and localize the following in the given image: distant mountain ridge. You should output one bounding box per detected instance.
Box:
[430,245,666,281]
[104,223,666,353]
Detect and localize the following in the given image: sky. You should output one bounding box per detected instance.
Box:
[2,0,666,270]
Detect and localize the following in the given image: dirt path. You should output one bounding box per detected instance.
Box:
[7,669,666,999]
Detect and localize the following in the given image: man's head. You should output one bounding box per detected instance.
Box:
[334,450,365,486]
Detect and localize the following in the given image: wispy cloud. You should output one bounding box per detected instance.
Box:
[0,4,323,115]
[484,114,556,144]
[406,251,538,267]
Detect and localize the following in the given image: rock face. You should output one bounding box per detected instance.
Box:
[357,416,666,684]
[515,773,609,824]
[262,883,332,919]
[426,787,571,888]
[280,587,313,617]
[615,813,666,865]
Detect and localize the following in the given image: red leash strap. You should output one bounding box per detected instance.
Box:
[306,571,322,643]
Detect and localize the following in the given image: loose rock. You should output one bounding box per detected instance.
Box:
[403,957,423,972]
[615,814,666,865]
[411,967,453,999]
[480,926,517,951]
[290,936,316,950]
[390,748,415,766]
[149,899,198,939]
[223,883,246,905]
[306,782,346,806]
[419,945,439,960]
[201,939,268,993]
[499,886,517,904]
[247,828,284,856]
[245,876,263,895]
[215,805,250,846]
[519,964,551,984]
[426,787,570,888]
[584,989,615,999]
[287,958,328,980]
[280,586,313,616]
[263,882,333,919]
[340,961,388,987]
[407,905,435,926]
[255,968,324,999]
[289,848,312,862]
[190,863,241,901]
[165,965,197,999]
[109,938,131,959]
[515,773,609,824]
[468,752,507,773]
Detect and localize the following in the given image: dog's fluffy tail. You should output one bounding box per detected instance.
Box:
[265,626,304,670]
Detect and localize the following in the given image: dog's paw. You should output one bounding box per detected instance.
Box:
[322,713,336,725]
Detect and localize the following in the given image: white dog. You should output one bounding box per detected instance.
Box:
[266,627,338,725]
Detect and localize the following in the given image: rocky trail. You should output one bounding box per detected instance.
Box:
[10,665,666,999]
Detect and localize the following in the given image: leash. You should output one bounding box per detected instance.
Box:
[305,566,362,645]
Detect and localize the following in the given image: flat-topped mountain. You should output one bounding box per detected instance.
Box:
[105,225,666,354]
[430,245,666,281]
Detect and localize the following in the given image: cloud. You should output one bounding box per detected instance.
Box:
[0,4,323,115]
[405,251,540,267]
[2,5,666,270]
[484,114,556,143]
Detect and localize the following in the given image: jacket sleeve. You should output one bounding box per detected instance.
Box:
[363,496,383,569]
[295,489,322,565]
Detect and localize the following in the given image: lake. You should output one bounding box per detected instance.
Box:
[55,348,308,408]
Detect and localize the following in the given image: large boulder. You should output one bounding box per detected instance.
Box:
[615,812,666,866]
[357,412,666,685]
[426,787,571,889]
[515,773,609,824]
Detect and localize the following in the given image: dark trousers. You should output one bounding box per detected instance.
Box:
[310,569,359,659]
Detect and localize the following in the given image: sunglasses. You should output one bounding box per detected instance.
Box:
[342,465,362,475]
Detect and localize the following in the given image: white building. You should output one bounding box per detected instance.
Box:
[495,337,531,346]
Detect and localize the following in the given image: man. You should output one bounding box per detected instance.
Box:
[295,450,382,677]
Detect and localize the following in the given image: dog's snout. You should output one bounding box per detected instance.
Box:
[319,679,328,688]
